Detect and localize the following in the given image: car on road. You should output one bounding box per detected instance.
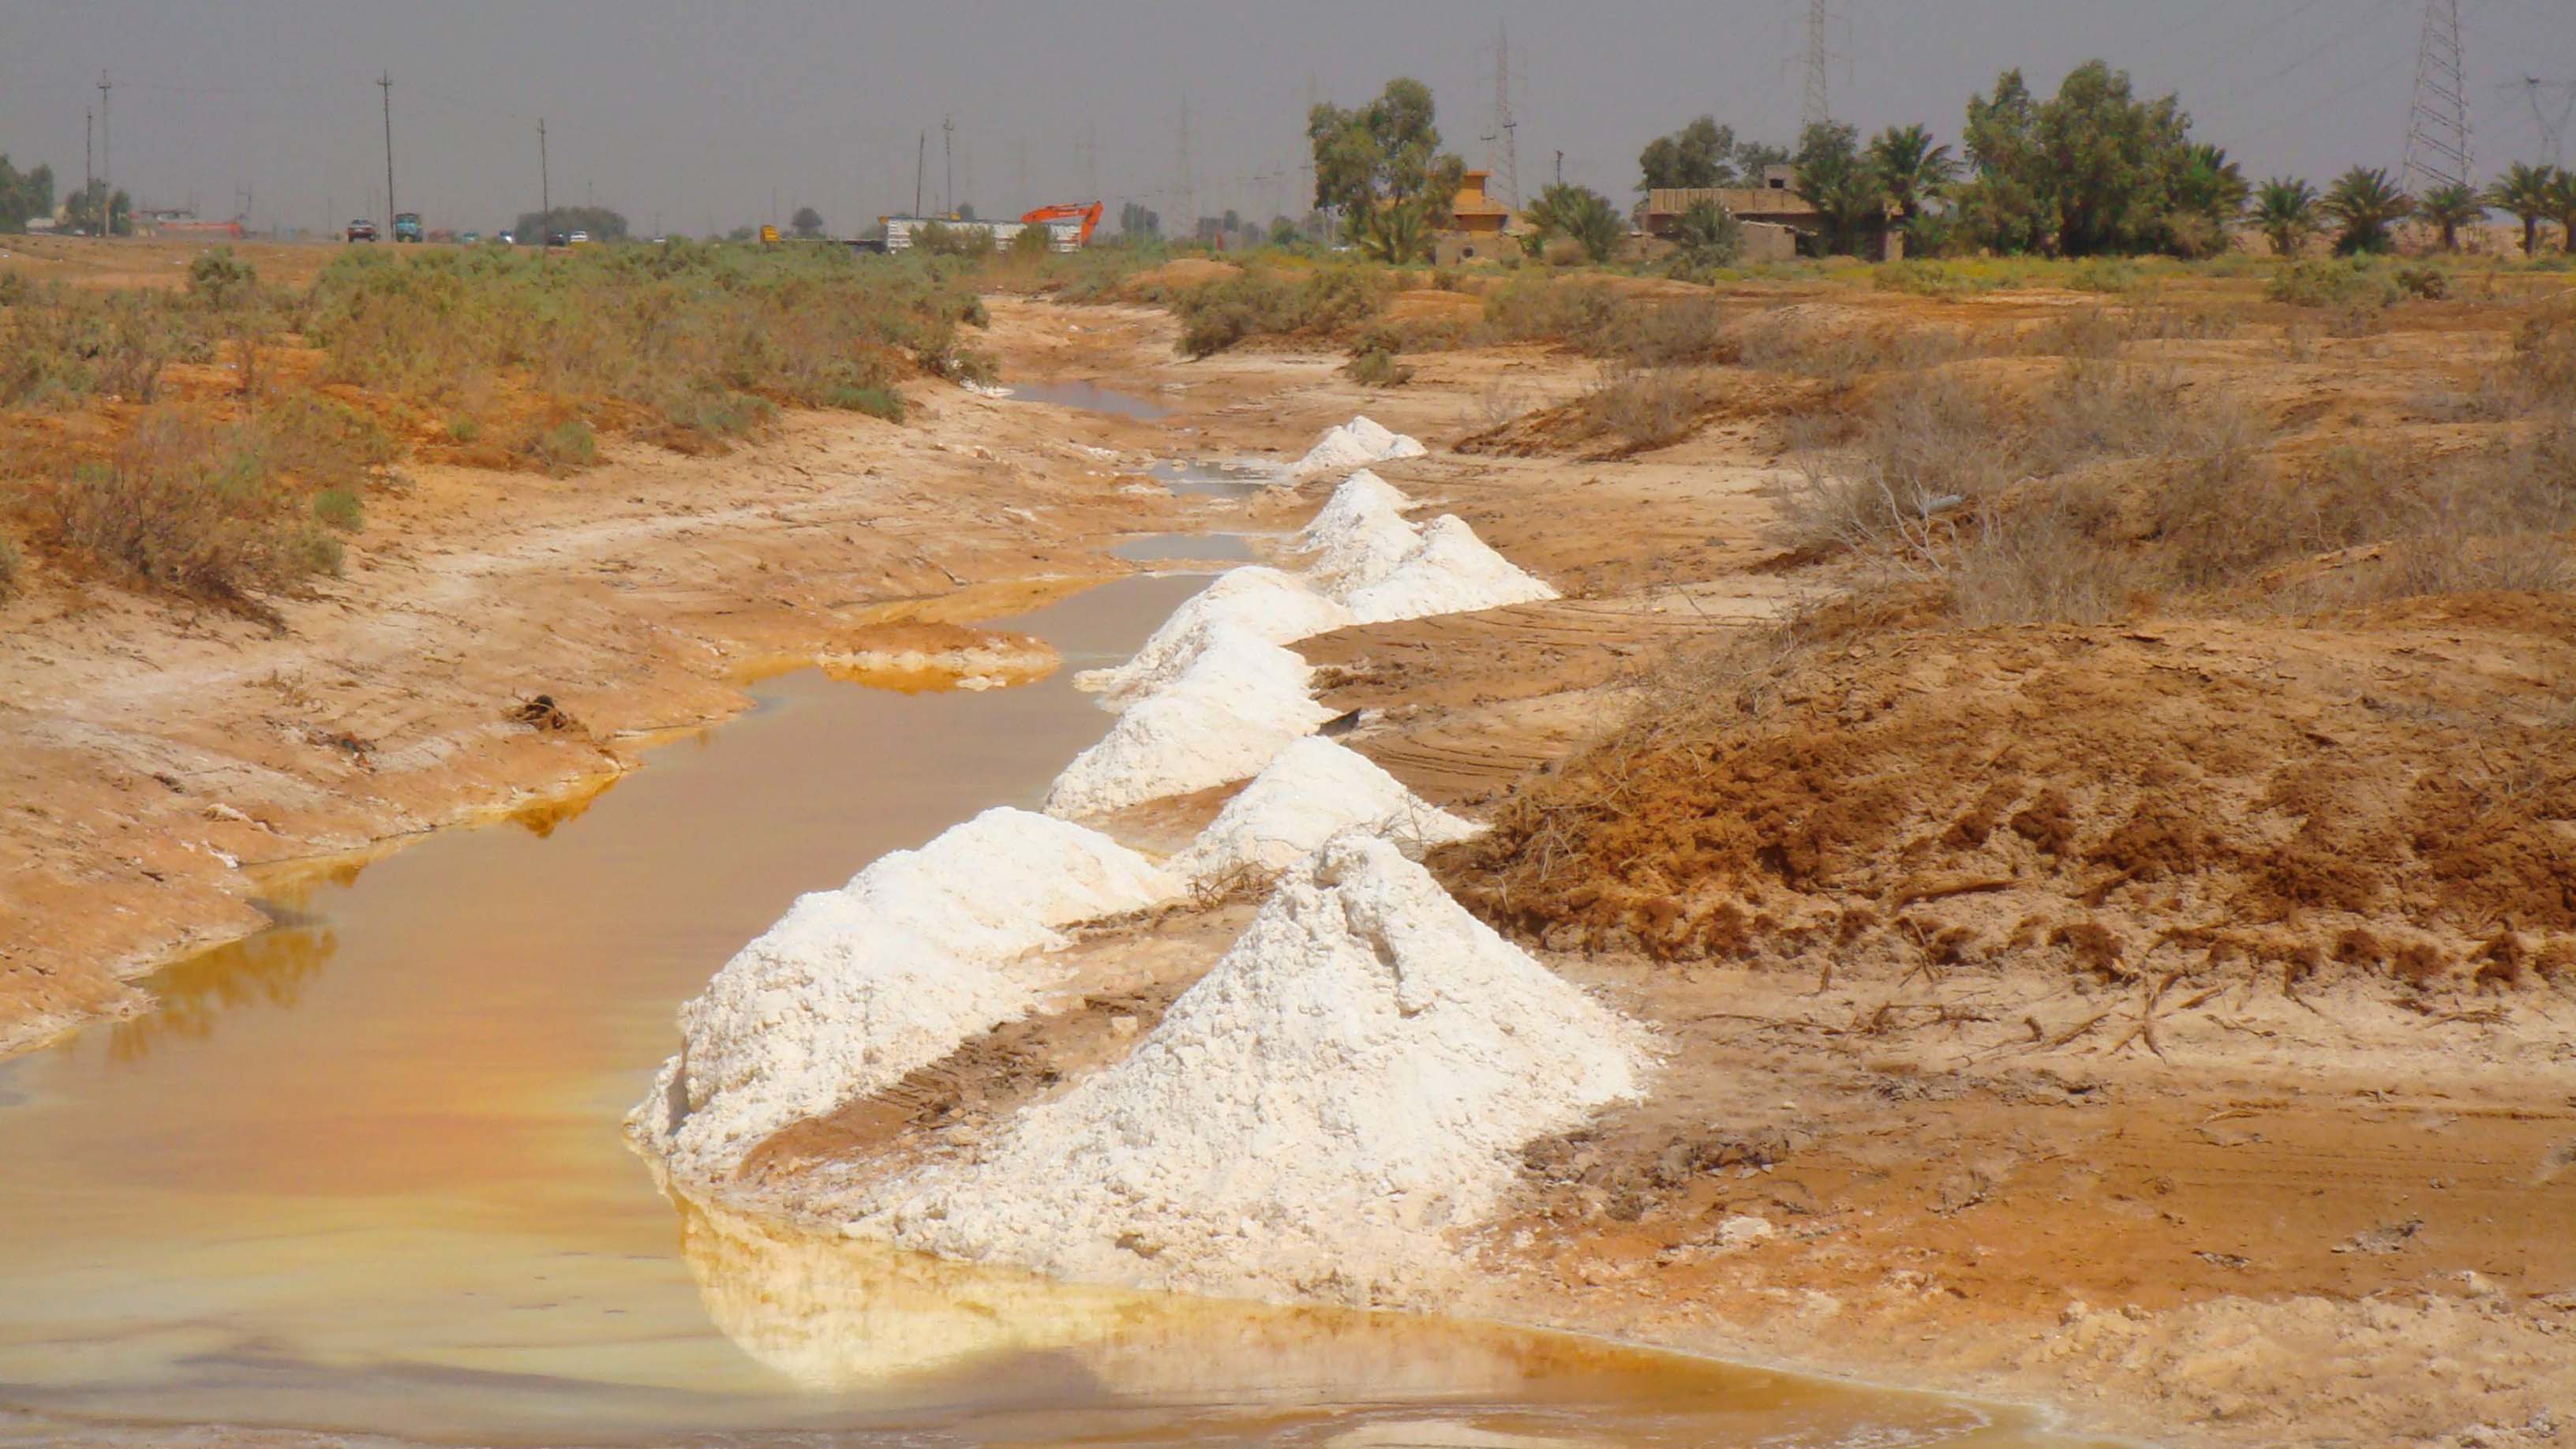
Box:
[460,230,481,245]
[568,230,591,245]
[346,219,377,242]
[498,230,517,245]
[392,212,425,243]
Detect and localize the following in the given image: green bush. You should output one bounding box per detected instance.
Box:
[186,248,260,310]
[0,531,21,600]
[311,486,364,531]
[532,418,597,473]
[46,409,345,612]
[1347,342,1413,388]
[2265,258,2401,309]
[1170,267,1391,358]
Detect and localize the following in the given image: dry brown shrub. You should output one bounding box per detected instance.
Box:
[1576,365,1705,451]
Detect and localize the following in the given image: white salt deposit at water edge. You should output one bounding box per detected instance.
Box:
[630,808,1178,1178]
[1073,567,1352,713]
[1289,416,1428,477]
[1172,736,1480,882]
[864,833,1646,1299]
[1044,629,1335,818]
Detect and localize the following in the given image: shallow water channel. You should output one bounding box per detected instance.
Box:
[0,543,2077,1445]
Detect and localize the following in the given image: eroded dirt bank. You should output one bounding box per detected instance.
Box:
[713,286,2574,1449]
[0,301,1198,1053]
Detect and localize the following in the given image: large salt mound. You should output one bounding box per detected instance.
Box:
[1289,415,1427,477]
[1043,628,1335,818]
[1171,736,1480,882]
[1342,515,1559,623]
[631,808,1178,1176]
[1073,567,1352,713]
[869,833,1644,1298]
[1293,470,1424,596]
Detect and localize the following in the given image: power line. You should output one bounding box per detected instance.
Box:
[2401,0,2473,190]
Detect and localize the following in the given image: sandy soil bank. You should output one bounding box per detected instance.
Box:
[0,301,1203,1054]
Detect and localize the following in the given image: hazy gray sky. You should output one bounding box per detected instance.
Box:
[3,1,2571,235]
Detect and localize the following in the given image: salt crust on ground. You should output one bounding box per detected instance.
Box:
[629,807,1178,1178]
[1289,416,1427,477]
[1170,737,1481,882]
[863,833,1645,1300]
[1073,567,1354,711]
[1043,630,1335,818]
[1343,515,1560,623]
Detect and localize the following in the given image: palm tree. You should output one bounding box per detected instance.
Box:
[2484,163,2559,258]
[2551,168,2576,258]
[1867,124,1956,224]
[2176,143,2252,223]
[2252,177,2320,259]
[1524,184,1624,264]
[2414,183,2484,252]
[2322,167,2413,256]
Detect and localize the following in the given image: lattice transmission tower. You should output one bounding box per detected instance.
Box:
[1800,0,1833,133]
[2402,0,2473,193]
[1482,21,1522,211]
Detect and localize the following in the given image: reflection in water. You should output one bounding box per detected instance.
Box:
[1001,377,1176,420]
[668,1194,2050,1447]
[107,925,337,1062]
[511,775,620,838]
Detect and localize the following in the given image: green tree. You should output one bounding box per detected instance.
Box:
[1118,200,1160,238]
[1267,215,1301,247]
[2414,182,2483,253]
[63,180,129,237]
[2164,143,2248,257]
[0,154,56,232]
[1956,69,2049,254]
[2485,163,2559,257]
[1956,61,2196,257]
[1309,77,1466,264]
[513,205,629,242]
[2252,177,2320,258]
[2549,169,2576,256]
[1639,117,1739,190]
[1866,124,1954,223]
[2322,167,2411,256]
[1523,183,1623,263]
[1666,200,1743,280]
[789,205,825,238]
[1796,122,1887,256]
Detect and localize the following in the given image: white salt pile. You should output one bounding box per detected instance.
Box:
[1073,567,1352,713]
[1292,470,1424,596]
[867,833,1644,1299]
[1343,515,1559,623]
[630,808,1178,1177]
[1170,737,1479,882]
[1289,415,1428,477]
[1043,630,1335,818]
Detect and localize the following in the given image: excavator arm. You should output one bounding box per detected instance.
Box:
[1018,201,1104,248]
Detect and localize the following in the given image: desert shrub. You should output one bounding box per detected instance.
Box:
[1479,277,1623,349]
[1171,266,1389,358]
[0,285,205,406]
[311,486,363,531]
[2393,263,2449,300]
[2025,307,2125,358]
[2067,259,2140,294]
[1950,489,2149,627]
[1347,340,1413,388]
[1578,365,1703,450]
[1478,279,1738,367]
[445,414,481,442]
[531,418,597,473]
[45,408,343,611]
[0,531,20,599]
[826,384,904,421]
[186,248,260,310]
[1874,260,1989,297]
[2265,258,2400,309]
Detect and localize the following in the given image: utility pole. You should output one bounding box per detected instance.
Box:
[2402,0,2473,193]
[1554,149,1565,187]
[96,71,110,234]
[537,118,549,248]
[83,107,92,224]
[1800,0,1833,135]
[942,114,954,216]
[914,129,926,216]
[379,70,397,232]
[1177,95,1195,239]
[1486,21,1522,211]
[1084,120,1099,204]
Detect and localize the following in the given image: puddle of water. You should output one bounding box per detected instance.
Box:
[0,573,2088,1448]
[1112,531,1259,564]
[1000,377,1175,420]
[1153,456,1277,497]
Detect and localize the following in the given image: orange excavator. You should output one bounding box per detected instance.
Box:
[1019,200,1104,249]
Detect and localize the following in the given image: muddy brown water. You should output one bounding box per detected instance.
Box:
[0,573,2092,1448]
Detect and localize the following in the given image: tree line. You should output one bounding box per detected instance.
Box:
[1293,60,2576,268]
